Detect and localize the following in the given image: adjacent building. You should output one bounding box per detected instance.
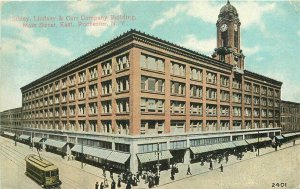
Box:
[1,2,284,172]
[281,101,300,133]
[0,107,22,129]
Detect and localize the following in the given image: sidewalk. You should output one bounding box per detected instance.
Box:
[2,136,298,189]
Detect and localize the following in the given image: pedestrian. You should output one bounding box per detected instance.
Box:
[117,176,121,188]
[220,164,223,172]
[103,165,106,176]
[155,174,160,185]
[144,171,148,183]
[225,155,229,163]
[136,171,140,182]
[110,168,113,179]
[126,180,131,189]
[293,139,296,146]
[104,177,109,188]
[170,170,175,180]
[100,182,104,189]
[186,164,192,175]
[111,179,116,189]
[209,160,213,170]
[201,159,204,166]
[95,181,99,189]
[175,163,179,173]
[148,177,152,188]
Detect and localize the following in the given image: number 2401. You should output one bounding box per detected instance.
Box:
[272,183,287,187]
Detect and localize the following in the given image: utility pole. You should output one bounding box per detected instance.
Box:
[14,131,17,146]
[31,132,33,150]
[81,139,83,169]
[257,130,260,156]
[156,143,160,176]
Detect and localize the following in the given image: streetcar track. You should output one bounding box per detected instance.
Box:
[0,142,79,189]
[0,137,90,189]
[1,136,107,179]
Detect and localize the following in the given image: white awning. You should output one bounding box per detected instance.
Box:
[4,131,15,137]
[71,145,112,159]
[246,137,271,144]
[33,137,43,143]
[106,151,130,164]
[245,138,258,144]
[190,142,236,154]
[275,136,284,140]
[260,137,272,142]
[282,133,297,138]
[190,145,211,154]
[137,151,173,163]
[19,135,30,140]
[233,140,248,147]
[44,139,67,148]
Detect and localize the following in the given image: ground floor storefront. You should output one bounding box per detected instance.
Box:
[1,127,292,173]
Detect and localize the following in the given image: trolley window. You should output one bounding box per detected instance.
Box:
[51,170,58,176]
[46,172,51,177]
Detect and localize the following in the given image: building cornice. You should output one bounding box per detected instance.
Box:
[281,100,300,105]
[21,29,233,92]
[244,70,282,86]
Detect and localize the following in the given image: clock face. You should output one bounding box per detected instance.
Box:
[234,24,238,31]
[220,24,228,32]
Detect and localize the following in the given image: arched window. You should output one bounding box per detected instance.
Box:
[234,30,238,48]
[221,30,228,47]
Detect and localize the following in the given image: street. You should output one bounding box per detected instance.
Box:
[158,143,300,189]
[0,136,299,189]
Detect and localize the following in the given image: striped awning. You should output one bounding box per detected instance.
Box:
[233,140,248,147]
[106,151,130,164]
[44,139,67,148]
[71,145,112,159]
[4,131,15,137]
[137,151,173,163]
[219,142,236,149]
[260,137,272,142]
[33,137,43,143]
[190,142,235,154]
[275,136,284,140]
[282,133,297,138]
[245,138,259,144]
[190,145,211,154]
[19,135,30,140]
[246,137,271,144]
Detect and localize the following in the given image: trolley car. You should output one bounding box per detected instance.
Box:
[25,154,62,188]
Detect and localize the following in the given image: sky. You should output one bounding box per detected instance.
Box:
[0,0,300,112]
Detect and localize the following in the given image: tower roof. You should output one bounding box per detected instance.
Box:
[218,1,239,21]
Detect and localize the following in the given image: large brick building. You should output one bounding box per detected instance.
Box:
[1,2,283,172]
[281,101,300,133]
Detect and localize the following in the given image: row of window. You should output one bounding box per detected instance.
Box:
[24,77,129,106]
[22,118,279,137]
[23,54,130,101]
[23,50,280,104]
[22,98,280,119]
[23,120,130,135]
[23,98,129,118]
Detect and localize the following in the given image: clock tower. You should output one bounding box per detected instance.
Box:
[212,1,245,71]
